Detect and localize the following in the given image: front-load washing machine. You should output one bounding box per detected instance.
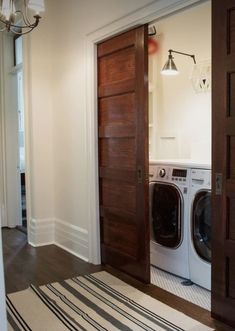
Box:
[149,161,190,279]
[188,168,211,290]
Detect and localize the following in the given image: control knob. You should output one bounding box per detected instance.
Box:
[159,168,166,178]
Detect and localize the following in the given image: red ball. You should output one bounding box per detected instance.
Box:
[148,38,159,55]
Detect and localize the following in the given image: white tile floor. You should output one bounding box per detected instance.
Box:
[151,266,211,311]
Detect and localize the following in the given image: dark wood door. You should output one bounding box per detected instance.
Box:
[97,25,150,283]
[212,0,235,327]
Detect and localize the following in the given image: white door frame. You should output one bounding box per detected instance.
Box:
[0,33,7,228]
[0,33,21,228]
[21,35,33,241]
[0,33,32,237]
[86,0,206,264]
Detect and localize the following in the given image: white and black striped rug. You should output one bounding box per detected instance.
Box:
[7,271,213,331]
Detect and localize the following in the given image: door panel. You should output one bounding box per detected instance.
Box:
[97,26,149,283]
[99,94,136,126]
[99,48,135,85]
[212,0,235,326]
[100,138,136,169]
[101,179,136,213]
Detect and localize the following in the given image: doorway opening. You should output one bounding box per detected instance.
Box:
[0,34,27,234]
[15,36,27,233]
[148,1,211,311]
[96,0,212,315]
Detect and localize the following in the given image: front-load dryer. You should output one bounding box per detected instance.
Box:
[149,161,190,279]
[188,168,211,290]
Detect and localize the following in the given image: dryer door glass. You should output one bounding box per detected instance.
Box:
[152,183,182,248]
[193,190,211,262]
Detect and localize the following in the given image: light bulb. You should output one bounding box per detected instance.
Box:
[28,0,45,14]
[1,0,11,20]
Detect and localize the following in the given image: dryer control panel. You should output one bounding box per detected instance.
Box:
[191,169,211,189]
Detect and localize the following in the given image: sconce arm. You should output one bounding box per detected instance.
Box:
[169,49,196,64]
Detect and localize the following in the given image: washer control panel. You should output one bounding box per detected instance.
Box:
[150,166,189,185]
[171,168,188,184]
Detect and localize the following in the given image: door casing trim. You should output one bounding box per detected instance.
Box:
[0,33,32,236]
[85,0,207,264]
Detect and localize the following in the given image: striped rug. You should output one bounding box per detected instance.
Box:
[7,271,213,331]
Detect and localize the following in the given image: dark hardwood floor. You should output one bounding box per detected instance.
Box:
[2,228,233,331]
[2,228,102,294]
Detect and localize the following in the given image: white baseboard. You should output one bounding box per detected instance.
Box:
[54,219,89,262]
[28,218,89,262]
[28,218,55,246]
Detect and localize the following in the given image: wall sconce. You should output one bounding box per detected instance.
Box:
[161,49,196,76]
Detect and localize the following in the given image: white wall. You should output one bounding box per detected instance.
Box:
[25,0,156,254]
[150,1,211,162]
[51,0,154,230]
[26,4,55,221]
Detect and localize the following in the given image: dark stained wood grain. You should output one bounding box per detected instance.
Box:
[228,72,235,116]
[99,125,136,138]
[97,25,150,283]
[98,47,135,87]
[103,218,138,257]
[99,167,136,183]
[100,138,136,169]
[229,136,235,178]
[212,0,235,327]
[101,178,136,212]
[227,197,235,240]
[97,30,136,57]
[99,93,136,126]
[228,8,235,54]
[98,79,135,98]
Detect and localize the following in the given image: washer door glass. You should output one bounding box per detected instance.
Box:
[152,183,182,248]
[193,190,211,262]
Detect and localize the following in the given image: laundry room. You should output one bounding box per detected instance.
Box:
[148,1,212,310]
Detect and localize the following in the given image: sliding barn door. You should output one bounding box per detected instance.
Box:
[97,25,150,283]
[212,0,235,327]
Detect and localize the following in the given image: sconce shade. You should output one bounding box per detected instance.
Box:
[28,0,45,13]
[161,55,179,76]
